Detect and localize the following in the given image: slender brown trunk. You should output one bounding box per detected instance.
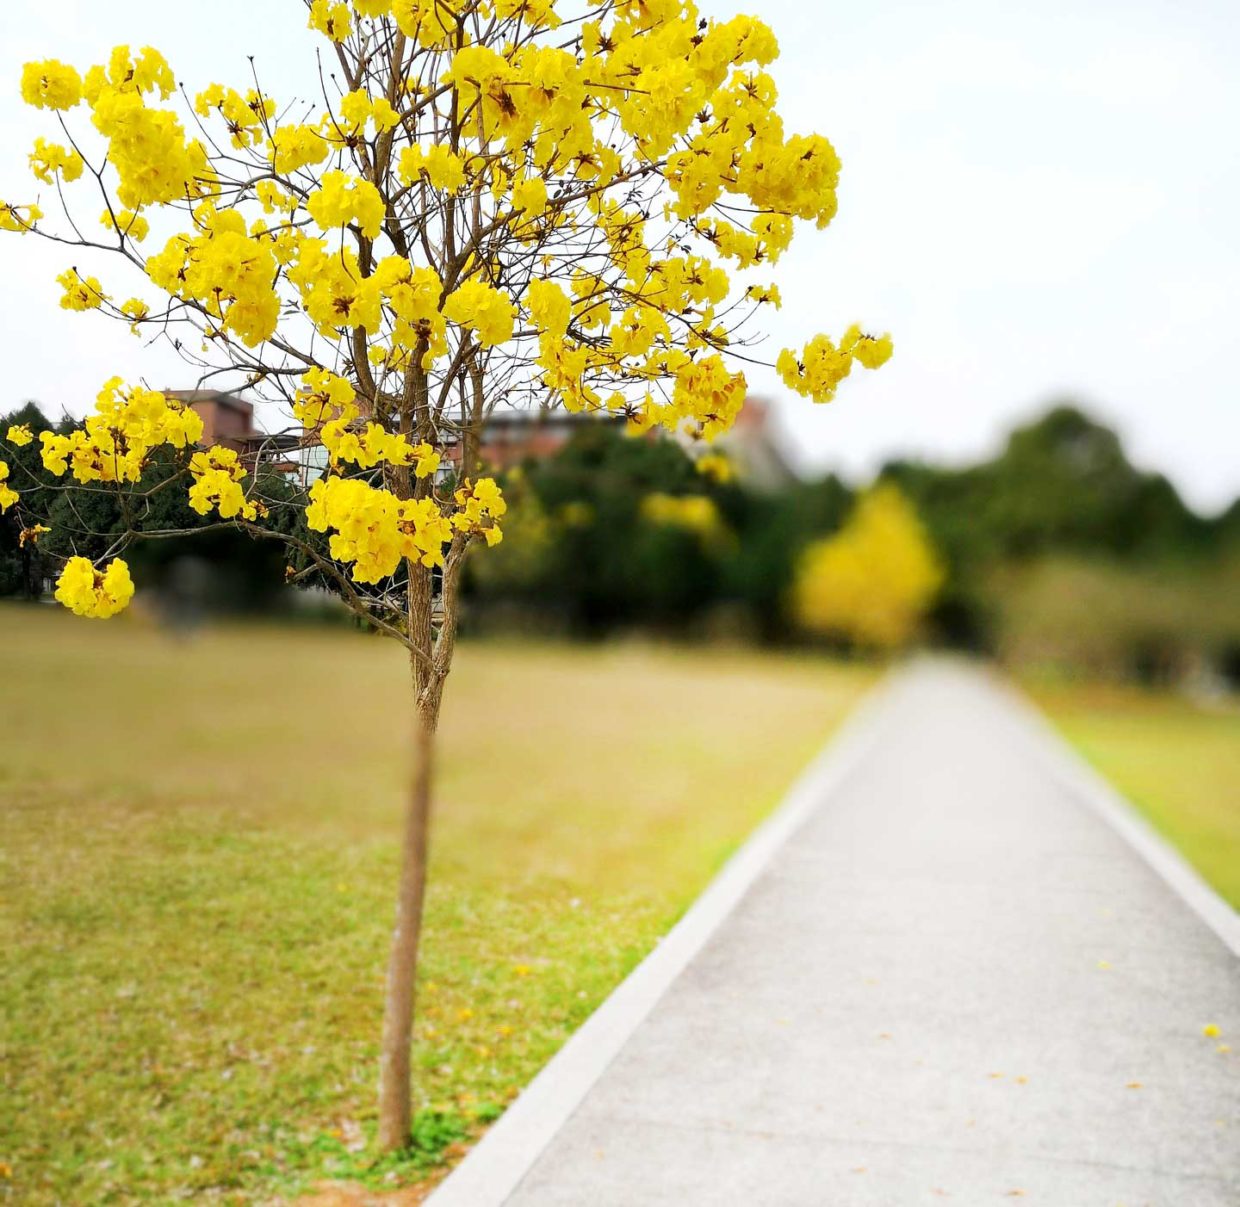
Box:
[377,686,436,1150]
[377,555,442,1152]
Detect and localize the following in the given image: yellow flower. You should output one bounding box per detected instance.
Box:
[6,424,34,447]
[188,446,256,520]
[39,378,202,485]
[307,169,386,239]
[54,557,135,618]
[793,485,942,649]
[527,279,571,337]
[0,202,43,233]
[452,477,507,544]
[29,139,84,184]
[120,297,150,333]
[56,268,108,311]
[306,476,452,581]
[308,0,353,41]
[0,461,18,511]
[641,492,726,544]
[778,326,893,405]
[443,280,515,347]
[512,175,548,215]
[1203,1024,1221,1038]
[398,144,465,191]
[270,124,329,174]
[21,59,82,110]
[100,209,150,243]
[695,452,733,484]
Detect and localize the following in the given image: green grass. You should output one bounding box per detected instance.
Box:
[1030,680,1240,909]
[0,606,873,1204]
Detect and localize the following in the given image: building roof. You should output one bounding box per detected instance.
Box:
[164,388,253,413]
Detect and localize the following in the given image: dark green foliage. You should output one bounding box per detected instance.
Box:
[2,401,319,614]
[720,475,853,641]
[881,404,1216,573]
[512,424,727,633]
[0,403,57,597]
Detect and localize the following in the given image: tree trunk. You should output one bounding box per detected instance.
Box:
[377,691,436,1150]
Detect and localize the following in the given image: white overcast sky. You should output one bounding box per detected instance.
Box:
[1,0,1236,512]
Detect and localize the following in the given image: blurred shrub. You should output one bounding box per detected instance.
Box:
[468,423,728,634]
[792,484,943,650]
[989,554,1240,684]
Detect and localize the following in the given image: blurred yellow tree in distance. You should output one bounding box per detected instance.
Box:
[794,484,943,649]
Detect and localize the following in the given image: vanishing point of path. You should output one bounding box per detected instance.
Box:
[433,663,1240,1206]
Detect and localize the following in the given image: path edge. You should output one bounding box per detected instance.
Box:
[998,673,1240,959]
[426,669,904,1207]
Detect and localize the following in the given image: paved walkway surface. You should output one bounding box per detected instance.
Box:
[438,664,1240,1206]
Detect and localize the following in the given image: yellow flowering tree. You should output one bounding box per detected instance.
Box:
[1,1,891,1150]
[793,484,942,650]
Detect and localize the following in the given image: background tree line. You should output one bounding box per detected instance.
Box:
[6,397,1238,685]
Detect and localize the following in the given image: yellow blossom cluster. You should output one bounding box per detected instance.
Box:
[0,461,17,511]
[194,84,275,150]
[29,138,83,184]
[147,203,279,346]
[452,478,507,546]
[120,297,150,332]
[337,89,401,138]
[641,492,726,543]
[0,202,42,233]
[271,123,330,174]
[307,170,386,239]
[53,556,135,618]
[57,268,107,311]
[745,284,781,308]
[398,144,465,192]
[777,325,894,404]
[188,446,257,520]
[308,0,354,42]
[305,476,455,582]
[20,59,82,110]
[86,47,212,210]
[101,208,150,242]
[793,485,942,649]
[6,424,34,448]
[293,367,358,427]
[442,280,515,347]
[40,378,203,484]
[297,370,441,475]
[695,451,733,483]
[322,420,441,475]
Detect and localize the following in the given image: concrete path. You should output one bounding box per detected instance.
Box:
[432,664,1240,1206]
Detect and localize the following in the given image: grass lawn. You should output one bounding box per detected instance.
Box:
[0,605,873,1204]
[1030,680,1240,909]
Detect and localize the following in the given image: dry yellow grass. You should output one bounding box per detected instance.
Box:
[0,605,873,1203]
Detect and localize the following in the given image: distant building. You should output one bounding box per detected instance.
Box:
[706,397,796,492]
[170,388,795,488]
[166,389,300,471]
[445,409,625,474]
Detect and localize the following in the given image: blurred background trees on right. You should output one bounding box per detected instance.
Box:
[459,400,1240,691]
